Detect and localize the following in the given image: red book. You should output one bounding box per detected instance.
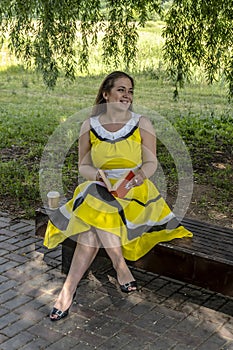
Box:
[98,169,135,198]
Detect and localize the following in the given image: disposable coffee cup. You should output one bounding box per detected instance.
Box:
[47,191,60,209]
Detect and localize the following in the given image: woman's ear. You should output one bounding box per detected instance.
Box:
[103,92,108,101]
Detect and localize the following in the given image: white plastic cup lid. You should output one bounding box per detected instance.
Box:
[47,191,60,198]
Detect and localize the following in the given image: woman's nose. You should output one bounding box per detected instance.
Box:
[123,91,130,97]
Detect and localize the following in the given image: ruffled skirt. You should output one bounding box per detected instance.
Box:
[44,179,193,261]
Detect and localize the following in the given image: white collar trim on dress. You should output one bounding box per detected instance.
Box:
[90,111,140,140]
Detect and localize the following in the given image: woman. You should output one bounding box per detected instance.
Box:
[44,71,193,321]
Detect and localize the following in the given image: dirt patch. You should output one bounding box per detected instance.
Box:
[164,182,233,229]
[184,183,232,228]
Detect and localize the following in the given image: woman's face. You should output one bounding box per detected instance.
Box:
[103,77,134,110]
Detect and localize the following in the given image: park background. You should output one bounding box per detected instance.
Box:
[0,18,232,228]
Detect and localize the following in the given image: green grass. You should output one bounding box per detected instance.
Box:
[0,22,232,224]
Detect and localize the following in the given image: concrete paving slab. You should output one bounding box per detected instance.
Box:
[0,213,233,349]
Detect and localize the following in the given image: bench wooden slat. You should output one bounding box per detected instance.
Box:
[182,217,233,233]
[171,218,233,261]
[169,237,233,257]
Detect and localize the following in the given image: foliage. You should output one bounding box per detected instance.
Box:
[1,1,232,97]
[174,113,233,172]
[0,0,161,88]
[163,0,233,99]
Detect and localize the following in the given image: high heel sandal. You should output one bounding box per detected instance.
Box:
[49,291,76,322]
[120,281,138,293]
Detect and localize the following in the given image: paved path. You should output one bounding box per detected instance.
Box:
[0,211,233,349]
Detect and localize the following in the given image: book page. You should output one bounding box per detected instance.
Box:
[98,169,135,198]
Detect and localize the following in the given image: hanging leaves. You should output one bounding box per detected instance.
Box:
[1,0,232,96]
[0,0,161,87]
[163,0,233,98]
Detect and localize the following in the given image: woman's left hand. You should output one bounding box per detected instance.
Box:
[128,172,145,188]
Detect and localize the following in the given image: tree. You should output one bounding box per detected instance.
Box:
[163,0,233,98]
[0,0,161,87]
[1,0,232,97]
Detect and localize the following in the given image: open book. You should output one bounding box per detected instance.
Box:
[98,169,135,198]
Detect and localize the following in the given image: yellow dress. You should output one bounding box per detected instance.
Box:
[44,112,193,260]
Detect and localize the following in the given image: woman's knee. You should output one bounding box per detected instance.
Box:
[96,229,121,249]
[77,230,100,248]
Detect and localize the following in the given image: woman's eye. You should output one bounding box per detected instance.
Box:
[117,89,133,94]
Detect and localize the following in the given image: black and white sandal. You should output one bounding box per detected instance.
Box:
[49,291,76,321]
[50,307,69,321]
[120,281,138,293]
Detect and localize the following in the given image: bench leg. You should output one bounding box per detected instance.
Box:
[61,241,76,274]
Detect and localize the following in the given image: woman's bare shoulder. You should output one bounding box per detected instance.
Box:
[79,118,91,136]
[139,115,155,133]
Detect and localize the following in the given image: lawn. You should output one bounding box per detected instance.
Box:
[0,22,232,227]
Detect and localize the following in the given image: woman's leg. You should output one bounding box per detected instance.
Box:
[96,229,136,290]
[51,230,100,316]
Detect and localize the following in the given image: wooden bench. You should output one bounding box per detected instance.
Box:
[35,208,233,297]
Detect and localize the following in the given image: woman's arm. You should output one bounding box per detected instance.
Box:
[137,116,157,180]
[78,119,99,181]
